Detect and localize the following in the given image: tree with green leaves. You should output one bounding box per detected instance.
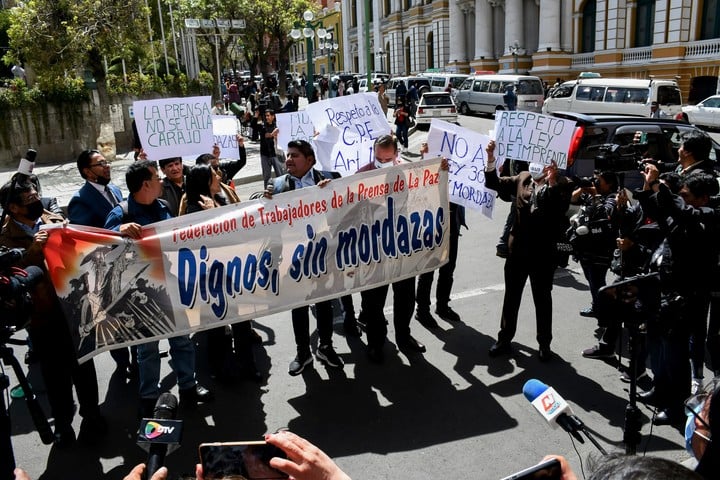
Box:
[4,0,151,120]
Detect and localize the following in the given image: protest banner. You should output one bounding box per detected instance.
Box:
[212,115,241,160]
[133,96,214,160]
[276,111,315,150]
[305,94,391,175]
[493,111,574,170]
[427,119,495,217]
[43,160,449,363]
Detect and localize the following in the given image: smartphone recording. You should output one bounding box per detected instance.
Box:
[198,441,289,480]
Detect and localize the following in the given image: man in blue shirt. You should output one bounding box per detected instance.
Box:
[105,160,213,415]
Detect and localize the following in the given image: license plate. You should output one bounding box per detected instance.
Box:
[433,110,441,115]
[526,101,537,107]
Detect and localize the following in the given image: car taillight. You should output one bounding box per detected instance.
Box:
[418,107,424,114]
[450,106,456,113]
[567,125,585,167]
[675,112,684,120]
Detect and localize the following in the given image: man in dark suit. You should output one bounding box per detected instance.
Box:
[68,149,123,227]
[264,140,344,376]
[68,149,135,375]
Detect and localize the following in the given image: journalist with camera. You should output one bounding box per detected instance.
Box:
[630,166,720,424]
[569,171,619,322]
[0,180,105,446]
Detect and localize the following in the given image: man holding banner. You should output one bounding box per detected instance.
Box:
[104,160,213,414]
[357,135,427,363]
[265,140,344,376]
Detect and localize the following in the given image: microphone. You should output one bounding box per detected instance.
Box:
[138,393,183,480]
[522,379,585,443]
[18,149,37,176]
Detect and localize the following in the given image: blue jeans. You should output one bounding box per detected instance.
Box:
[137,335,197,399]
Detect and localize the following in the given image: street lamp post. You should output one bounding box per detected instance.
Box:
[509,40,521,74]
[290,10,327,99]
[323,33,339,75]
[376,49,387,73]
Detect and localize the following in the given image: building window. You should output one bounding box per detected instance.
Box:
[581,0,596,53]
[351,0,357,27]
[426,32,434,69]
[404,0,411,11]
[701,0,720,39]
[384,0,391,16]
[635,0,655,47]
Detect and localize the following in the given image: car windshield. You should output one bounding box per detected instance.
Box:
[423,95,453,106]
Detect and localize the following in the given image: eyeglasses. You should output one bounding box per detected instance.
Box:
[685,393,713,442]
[89,161,109,168]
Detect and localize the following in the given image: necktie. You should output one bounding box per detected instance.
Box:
[105,186,118,206]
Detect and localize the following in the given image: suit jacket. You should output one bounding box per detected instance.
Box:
[68,181,123,227]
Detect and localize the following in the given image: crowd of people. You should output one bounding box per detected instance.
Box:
[3,88,720,479]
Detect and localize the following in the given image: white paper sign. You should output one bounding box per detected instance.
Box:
[276,111,315,150]
[493,111,575,170]
[427,119,495,217]
[305,94,391,174]
[211,116,240,160]
[133,96,214,160]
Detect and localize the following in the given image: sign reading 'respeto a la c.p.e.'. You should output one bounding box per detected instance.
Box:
[134,96,214,160]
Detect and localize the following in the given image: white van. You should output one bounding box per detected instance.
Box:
[454,74,545,115]
[386,76,432,104]
[542,78,682,117]
[420,73,470,95]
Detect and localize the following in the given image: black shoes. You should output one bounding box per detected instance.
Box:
[316,344,344,368]
[367,346,384,364]
[637,388,656,405]
[53,424,76,448]
[579,307,597,318]
[436,307,461,322]
[488,342,512,357]
[653,408,681,426]
[538,347,554,362]
[288,352,313,376]
[397,335,426,353]
[581,344,614,359]
[415,310,440,329]
[179,384,214,409]
[343,317,362,337]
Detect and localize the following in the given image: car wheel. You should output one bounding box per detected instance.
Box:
[460,103,471,115]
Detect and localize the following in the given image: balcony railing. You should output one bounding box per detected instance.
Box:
[571,52,595,67]
[685,38,720,58]
[622,46,652,63]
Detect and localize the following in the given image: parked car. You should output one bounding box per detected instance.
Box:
[454,74,544,115]
[679,94,720,130]
[414,92,458,129]
[553,112,720,190]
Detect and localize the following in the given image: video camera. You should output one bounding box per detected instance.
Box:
[589,143,646,172]
[0,246,44,336]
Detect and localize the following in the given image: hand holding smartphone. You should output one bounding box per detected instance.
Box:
[199,441,289,480]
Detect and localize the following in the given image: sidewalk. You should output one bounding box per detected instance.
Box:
[0,101,425,208]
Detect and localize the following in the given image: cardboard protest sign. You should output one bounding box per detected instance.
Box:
[43,160,449,363]
[427,119,495,217]
[493,111,574,170]
[133,96,214,160]
[305,94,391,175]
[212,115,240,160]
[276,111,315,150]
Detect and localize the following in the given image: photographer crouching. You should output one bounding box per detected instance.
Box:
[632,167,720,425]
[0,180,105,446]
